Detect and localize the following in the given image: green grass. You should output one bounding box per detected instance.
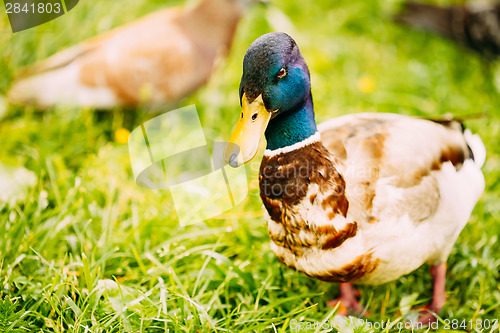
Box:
[1,0,500,332]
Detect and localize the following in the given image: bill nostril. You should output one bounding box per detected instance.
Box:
[229,153,239,168]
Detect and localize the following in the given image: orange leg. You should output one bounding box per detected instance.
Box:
[416,263,447,325]
[327,283,367,316]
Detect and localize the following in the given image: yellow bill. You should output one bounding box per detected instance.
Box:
[224,94,271,167]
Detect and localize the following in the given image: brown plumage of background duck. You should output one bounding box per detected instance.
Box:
[8,0,258,108]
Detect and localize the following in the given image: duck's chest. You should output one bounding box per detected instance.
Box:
[258,143,346,227]
[258,145,381,283]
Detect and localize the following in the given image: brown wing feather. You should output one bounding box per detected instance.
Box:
[318,113,470,221]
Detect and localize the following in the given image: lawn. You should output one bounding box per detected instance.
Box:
[0,0,499,332]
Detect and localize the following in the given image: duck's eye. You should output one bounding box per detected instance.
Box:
[277,67,287,79]
[251,113,258,121]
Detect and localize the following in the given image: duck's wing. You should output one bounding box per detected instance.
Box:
[318,113,485,223]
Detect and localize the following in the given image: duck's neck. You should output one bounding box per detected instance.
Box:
[264,94,318,151]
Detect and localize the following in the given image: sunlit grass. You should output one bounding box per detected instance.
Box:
[0,0,499,332]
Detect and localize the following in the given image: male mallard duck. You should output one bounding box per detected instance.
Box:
[224,32,485,324]
[395,1,500,58]
[8,0,257,108]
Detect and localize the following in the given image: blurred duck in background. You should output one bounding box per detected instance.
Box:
[395,1,500,59]
[8,0,258,109]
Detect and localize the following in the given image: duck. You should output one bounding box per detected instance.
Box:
[223,32,485,324]
[7,0,258,109]
[395,1,500,59]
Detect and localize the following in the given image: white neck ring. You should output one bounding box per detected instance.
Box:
[264,131,321,157]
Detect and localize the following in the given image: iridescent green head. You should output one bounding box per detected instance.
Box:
[225,32,317,166]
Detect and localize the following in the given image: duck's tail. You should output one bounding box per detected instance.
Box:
[425,113,486,168]
[7,61,118,109]
[7,42,118,109]
[464,129,486,168]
